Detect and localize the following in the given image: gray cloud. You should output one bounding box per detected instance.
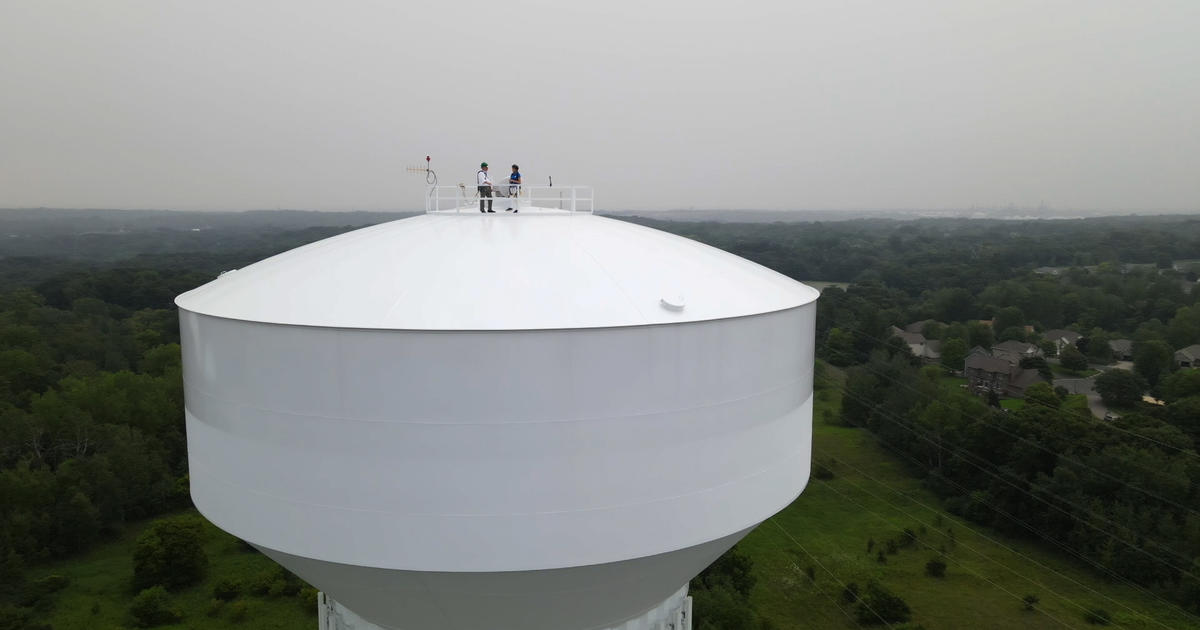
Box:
[1,0,1197,212]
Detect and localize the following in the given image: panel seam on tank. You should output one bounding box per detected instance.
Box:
[184,368,812,427]
[569,228,648,322]
[188,422,810,519]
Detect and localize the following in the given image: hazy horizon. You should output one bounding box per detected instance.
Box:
[2,1,1198,212]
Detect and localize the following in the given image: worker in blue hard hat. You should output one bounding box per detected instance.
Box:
[477,162,494,213]
[506,164,521,212]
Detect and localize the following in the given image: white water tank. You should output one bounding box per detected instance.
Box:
[176,209,818,630]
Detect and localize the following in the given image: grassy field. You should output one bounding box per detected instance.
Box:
[937,375,967,389]
[738,382,1200,630]
[26,515,314,630]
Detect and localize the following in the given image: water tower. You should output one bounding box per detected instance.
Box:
[175,187,818,630]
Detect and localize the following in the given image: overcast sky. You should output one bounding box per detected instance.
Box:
[1,1,1197,212]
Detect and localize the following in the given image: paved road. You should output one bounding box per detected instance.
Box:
[1052,360,1132,420]
[1053,375,1110,419]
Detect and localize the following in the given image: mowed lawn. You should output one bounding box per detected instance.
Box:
[739,385,1200,630]
[30,515,314,630]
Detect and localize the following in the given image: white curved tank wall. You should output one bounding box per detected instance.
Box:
[265,533,733,630]
[181,301,815,629]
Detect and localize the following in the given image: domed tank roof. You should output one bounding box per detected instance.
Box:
[175,213,818,330]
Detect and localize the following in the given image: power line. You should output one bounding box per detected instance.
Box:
[848,353,1200,522]
[816,453,1194,630]
[843,326,1200,511]
[812,478,1086,630]
[768,517,892,629]
[836,384,1200,584]
[814,373,1200,625]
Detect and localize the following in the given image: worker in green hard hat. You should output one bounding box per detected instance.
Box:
[477,162,494,213]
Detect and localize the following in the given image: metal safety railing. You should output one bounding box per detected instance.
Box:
[426,185,594,214]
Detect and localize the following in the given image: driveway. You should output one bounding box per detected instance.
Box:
[1052,374,1110,420]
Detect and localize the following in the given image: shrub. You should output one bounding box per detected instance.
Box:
[1094,369,1149,407]
[129,586,182,628]
[229,600,250,623]
[855,582,911,625]
[925,558,947,578]
[841,582,860,604]
[249,566,304,598]
[206,598,224,618]
[1022,594,1040,611]
[19,574,70,607]
[1084,608,1112,625]
[690,583,760,630]
[211,578,241,601]
[299,587,319,614]
[132,517,208,590]
[804,566,815,582]
[694,546,756,600]
[1060,346,1089,371]
[246,569,276,596]
[0,605,34,630]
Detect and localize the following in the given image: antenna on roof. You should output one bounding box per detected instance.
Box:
[406,156,437,186]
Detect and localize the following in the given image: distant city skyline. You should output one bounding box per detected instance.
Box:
[2,1,1198,212]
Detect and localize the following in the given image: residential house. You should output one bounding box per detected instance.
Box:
[992,340,1042,365]
[1108,339,1133,361]
[965,349,1044,398]
[904,319,946,335]
[1176,344,1200,368]
[1040,329,1081,355]
[888,326,942,364]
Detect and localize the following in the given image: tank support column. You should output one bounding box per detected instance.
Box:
[316,588,692,630]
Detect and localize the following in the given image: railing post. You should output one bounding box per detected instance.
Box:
[571,187,577,213]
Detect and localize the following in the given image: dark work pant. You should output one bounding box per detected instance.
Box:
[478,186,493,212]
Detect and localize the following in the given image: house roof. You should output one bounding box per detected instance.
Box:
[994,340,1038,354]
[1109,339,1133,354]
[966,353,1013,374]
[1042,329,1081,343]
[1176,344,1200,361]
[904,319,945,334]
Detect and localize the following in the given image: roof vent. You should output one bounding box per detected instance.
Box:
[660,296,686,312]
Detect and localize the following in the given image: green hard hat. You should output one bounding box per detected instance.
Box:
[480,162,488,167]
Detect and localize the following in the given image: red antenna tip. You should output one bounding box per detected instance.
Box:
[426,156,430,162]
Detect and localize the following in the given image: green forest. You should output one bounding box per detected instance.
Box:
[2,209,1200,628]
